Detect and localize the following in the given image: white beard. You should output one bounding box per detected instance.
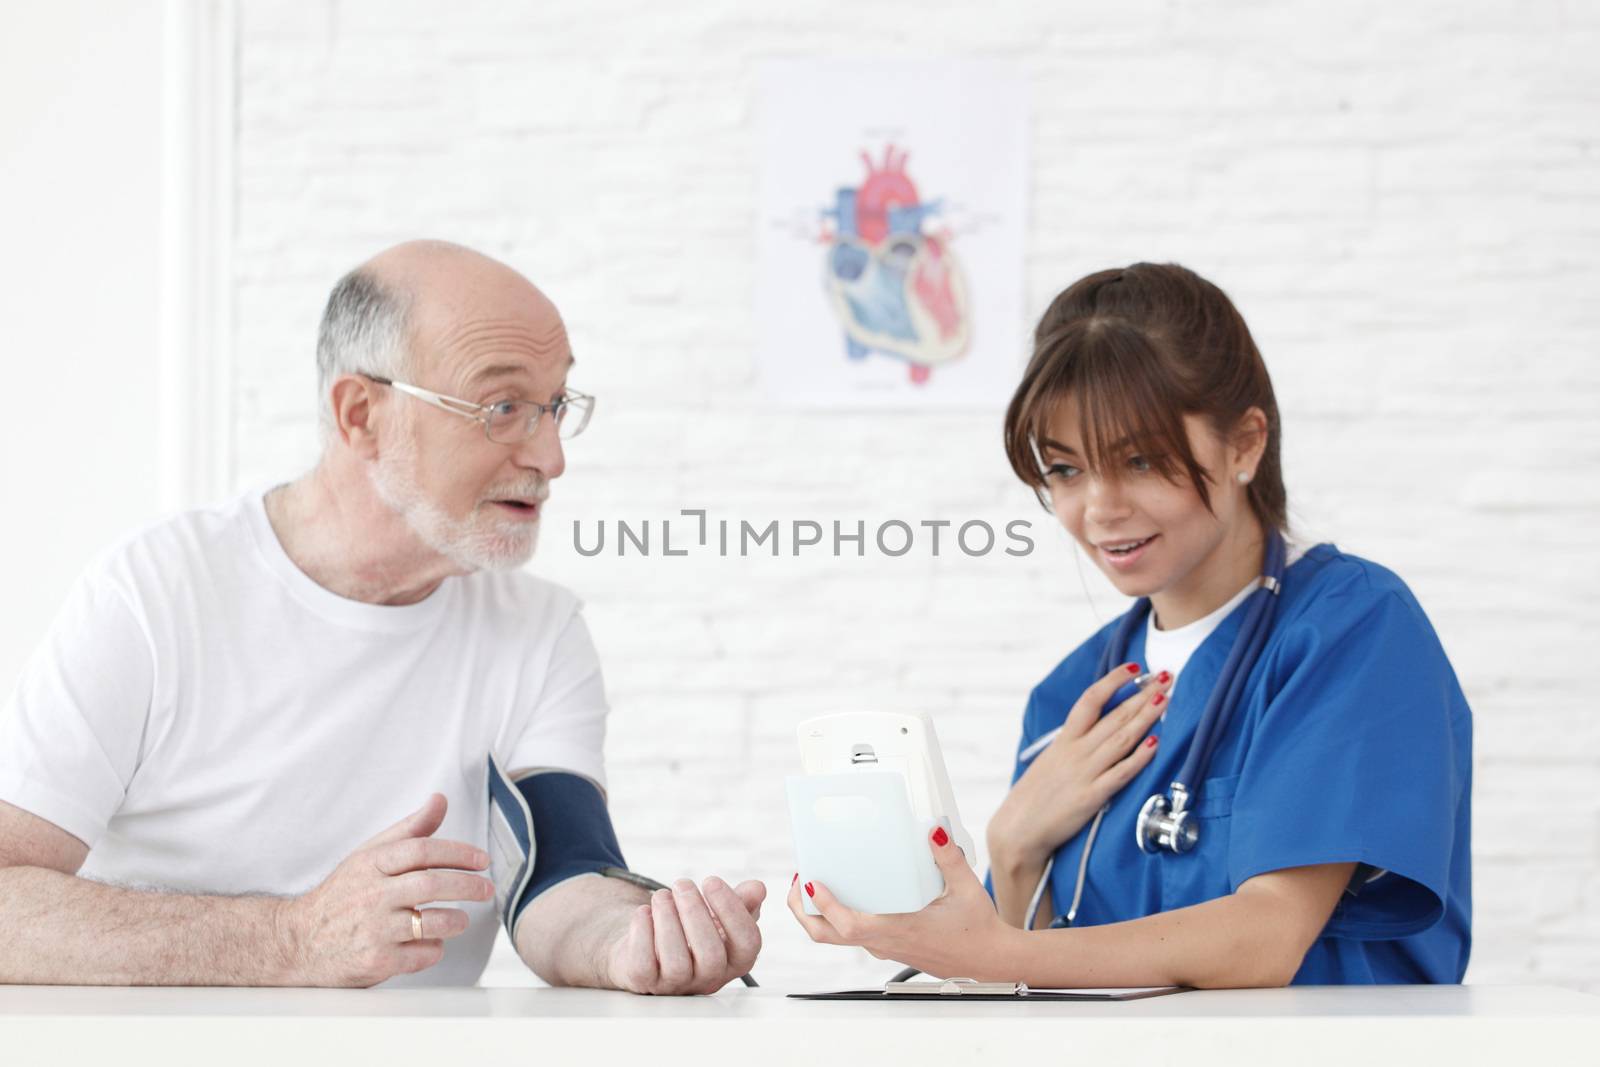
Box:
[370,425,542,572]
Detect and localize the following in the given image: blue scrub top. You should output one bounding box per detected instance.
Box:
[1003,544,1472,984]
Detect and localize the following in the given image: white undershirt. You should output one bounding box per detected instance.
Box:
[1142,540,1307,684]
[1143,581,1256,684]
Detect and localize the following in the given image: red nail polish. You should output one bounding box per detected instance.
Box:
[805,882,815,898]
[791,872,798,885]
[1126,663,1140,674]
[1145,735,1158,749]
[1153,693,1166,707]
[931,826,949,847]
[1158,671,1171,684]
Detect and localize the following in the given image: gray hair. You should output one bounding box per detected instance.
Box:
[314,269,413,438]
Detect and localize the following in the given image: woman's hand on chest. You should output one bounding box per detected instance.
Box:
[987,663,1173,873]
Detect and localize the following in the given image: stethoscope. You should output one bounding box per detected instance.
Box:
[1019,529,1288,928]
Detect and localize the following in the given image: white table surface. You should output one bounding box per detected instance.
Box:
[4,983,1597,1066]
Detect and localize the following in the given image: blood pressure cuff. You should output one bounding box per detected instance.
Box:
[485,756,627,939]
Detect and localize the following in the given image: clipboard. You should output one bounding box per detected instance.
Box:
[789,978,1188,1001]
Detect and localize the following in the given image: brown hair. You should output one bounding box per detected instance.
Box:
[1002,262,1286,533]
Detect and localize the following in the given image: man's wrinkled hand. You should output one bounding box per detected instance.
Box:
[278,793,494,987]
[603,876,766,995]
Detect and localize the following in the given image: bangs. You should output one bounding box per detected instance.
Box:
[1004,318,1212,507]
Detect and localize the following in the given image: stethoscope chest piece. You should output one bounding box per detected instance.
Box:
[1136,788,1199,854]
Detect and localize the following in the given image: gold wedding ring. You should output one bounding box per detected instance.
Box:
[411,907,424,941]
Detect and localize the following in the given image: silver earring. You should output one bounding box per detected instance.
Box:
[1236,471,1251,485]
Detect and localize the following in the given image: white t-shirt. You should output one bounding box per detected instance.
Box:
[1143,582,1256,685]
[1144,540,1309,686]
[0,489,609,986]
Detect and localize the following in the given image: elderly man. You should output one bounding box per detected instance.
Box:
[0,240,764,990]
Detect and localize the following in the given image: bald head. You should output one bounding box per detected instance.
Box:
[353,240,569,384]
[315,240,571,435]
[361,241,560,335]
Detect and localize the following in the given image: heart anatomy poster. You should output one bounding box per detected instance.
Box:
[757,60,1029,409]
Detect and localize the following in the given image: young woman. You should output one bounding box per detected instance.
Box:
[788,263,1471,987]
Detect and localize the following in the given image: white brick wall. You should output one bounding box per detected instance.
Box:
[229,0,1600,989]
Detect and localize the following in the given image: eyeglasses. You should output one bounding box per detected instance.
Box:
[361,374,595,443]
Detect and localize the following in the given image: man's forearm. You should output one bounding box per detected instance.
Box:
[0,865,297,986]
[513,874,647,988]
